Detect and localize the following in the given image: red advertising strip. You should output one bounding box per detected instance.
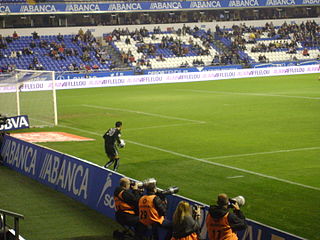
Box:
[11,132,95,143]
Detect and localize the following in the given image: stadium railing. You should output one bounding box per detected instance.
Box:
[0,209,24,240]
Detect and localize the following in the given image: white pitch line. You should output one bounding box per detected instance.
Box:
[58,124,320,192]
[125,123,200,131]
[177,89,320,100]
[126,140,320,191]
[82,104,206,124]
[204,147,320,161]
[227,175,244,179]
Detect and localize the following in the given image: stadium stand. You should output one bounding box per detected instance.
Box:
[109,27,220,70]
[0,20,319,73]
[0,31,114,73]
[218,20,320,64]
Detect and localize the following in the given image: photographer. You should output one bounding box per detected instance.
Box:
[0,115,8,165]
[137,181,172,240]
[171,201,201,240]
[206,193,247,240]
[114,178,141,229]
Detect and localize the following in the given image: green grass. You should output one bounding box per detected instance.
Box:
[3,73,320,239]
[0,165,118,240]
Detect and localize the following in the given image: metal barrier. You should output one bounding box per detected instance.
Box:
[0,209,24,240]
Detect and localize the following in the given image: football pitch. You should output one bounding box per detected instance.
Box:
[9,73,320,239]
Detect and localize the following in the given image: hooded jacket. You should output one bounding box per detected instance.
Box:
[208,205,247,231]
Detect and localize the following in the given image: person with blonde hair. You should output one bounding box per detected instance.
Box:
[171,201,201,240]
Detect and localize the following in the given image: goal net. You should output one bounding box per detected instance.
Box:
[0,69,58,127]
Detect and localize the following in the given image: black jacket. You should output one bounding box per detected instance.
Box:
[153,194,168,217]
[208,205,247,231]
[172,215,200,238]
[114,186,141,214]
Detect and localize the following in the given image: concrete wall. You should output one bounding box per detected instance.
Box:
[0,17,319,37]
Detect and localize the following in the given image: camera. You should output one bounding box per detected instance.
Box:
[157,186,179,200]
[228,196,245,208]
[192,204,204,219]
[158,186,179,196]
[132,178,157,189]
[0,115,8,126]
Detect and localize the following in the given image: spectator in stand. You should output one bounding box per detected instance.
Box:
[5,36,13,44]
[10,51,17,59]
[302,48,310,56]
[12,31,19,40]
[7,64,16,72]
[57,33,64,41]
[82,51,91,62]
[180,61,189,68]
[92,64,99,70]
[32,31,39,39]
[30,41,36,48]
[0,37,7,49]
[58,45,65,55]
[85,64,91,72]
[39,39,49,49]
[125,37,131,45]
[22,47,33,55]
[109,61,116,70]
[68,63,75,71]
[78,28,84,40]
[212,55,220,65]
[258,54,266,63]
[287,47,297,54]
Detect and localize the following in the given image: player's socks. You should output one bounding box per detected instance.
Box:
[113,159,119,171]
[104,160,113,168]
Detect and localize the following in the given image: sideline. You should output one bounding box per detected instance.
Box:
[59,124,320,192]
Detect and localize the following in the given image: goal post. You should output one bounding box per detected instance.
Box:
[0,69,58,127]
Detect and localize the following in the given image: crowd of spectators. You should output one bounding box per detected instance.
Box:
[220,20,320,53]
[0,28,116,73]
[250,40,298,53]
[1,19,319,73]
[107,25,228,68]
[215,20,320,63]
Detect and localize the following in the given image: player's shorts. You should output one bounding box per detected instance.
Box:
[105,145,119,159]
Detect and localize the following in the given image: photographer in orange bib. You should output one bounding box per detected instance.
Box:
[206,193,247,240]
[137,180,173,240]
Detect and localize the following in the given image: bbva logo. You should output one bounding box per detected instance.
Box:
[0,115,30,131]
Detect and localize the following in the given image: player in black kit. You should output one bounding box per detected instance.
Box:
[103,121,124,171]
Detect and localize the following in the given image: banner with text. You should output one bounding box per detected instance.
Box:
[55,65,242,81]
[0,65,319,93]
[1,0,319,15]
[0,135,304,240]
[0,115,30,132]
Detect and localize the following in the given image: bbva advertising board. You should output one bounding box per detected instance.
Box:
[0,115,30,132]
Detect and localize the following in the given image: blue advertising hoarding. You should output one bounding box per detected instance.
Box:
[0,135,304,240]
[56,65,242,80]
[0,115,30,132]
[252,60,320,68]
[0,0,319,15]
